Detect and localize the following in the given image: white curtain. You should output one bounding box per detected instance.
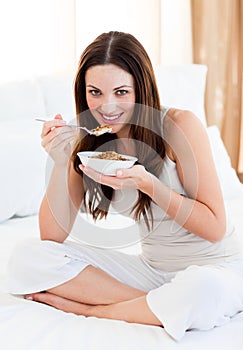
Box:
[160,0,192,64]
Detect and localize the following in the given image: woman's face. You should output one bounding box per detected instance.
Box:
[85,64,136,137]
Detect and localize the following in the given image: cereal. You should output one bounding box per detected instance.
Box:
[90,151,129,161]
[93,125,112,135]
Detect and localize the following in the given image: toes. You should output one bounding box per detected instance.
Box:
[32,292,55,305]
[26,292,69,311]
[25,292,50,304]
[24,292,91,316]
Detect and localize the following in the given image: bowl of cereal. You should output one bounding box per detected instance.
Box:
[77,151,138,176]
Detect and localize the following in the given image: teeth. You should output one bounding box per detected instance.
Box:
[103,114,120,120]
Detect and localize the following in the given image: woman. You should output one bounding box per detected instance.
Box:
[8,31,243,341]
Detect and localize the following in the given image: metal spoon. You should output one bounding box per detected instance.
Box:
[35,118,112,136]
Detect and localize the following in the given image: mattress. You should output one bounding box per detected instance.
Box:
[0,196,243,350]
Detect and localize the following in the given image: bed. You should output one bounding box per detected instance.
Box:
[1,65,243,349]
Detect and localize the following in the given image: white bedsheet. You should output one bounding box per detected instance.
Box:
[0,197,243,350]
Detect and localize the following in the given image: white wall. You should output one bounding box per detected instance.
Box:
[75,0,161,67]
[0,0,192,84]
[73,0,193,68]
[0,0,76,83]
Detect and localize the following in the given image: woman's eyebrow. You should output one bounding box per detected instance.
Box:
[86,84,133,90]
[113,85,133,90]
[86,84,100,89]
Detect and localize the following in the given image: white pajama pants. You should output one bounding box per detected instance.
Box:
[7,238,243,341]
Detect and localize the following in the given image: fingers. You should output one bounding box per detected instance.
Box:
[41,126,76,149]
[80,164,132,179]
[116,165,144,178]
[54,113,63,121]
[80,165,133,190]
[81,165,107,184]
[43,134,76,158]
[79,164,147,191]
[39,115,78,163]
[41,118,66,139]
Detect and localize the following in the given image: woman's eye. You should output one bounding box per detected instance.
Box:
[116,90,128,96]
[89,89,101,96]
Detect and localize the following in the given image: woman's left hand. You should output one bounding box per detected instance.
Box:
[79,164,152,192]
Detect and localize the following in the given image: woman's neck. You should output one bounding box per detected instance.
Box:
[116,138,136,157]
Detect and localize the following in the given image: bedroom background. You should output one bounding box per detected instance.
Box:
[0,0,242,187]
[1,2,243,348]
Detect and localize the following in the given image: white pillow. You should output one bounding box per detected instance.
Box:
[0,120,47,222]
[154,64,208,126]
[207,125,243,199]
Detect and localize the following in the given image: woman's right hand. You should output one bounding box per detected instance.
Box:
[41,114,78,165]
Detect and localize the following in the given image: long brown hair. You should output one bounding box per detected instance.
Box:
[71,31,165,230]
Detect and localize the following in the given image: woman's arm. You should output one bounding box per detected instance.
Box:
[141,109,226,242]
[38,115,84,242]
[39,163,83,242]
[80,110,226,242]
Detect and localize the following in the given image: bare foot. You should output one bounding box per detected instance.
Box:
[24,292,162,327]
[25,292,92,315]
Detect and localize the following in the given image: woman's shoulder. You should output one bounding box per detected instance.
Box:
[163,107,205,136]
[164,107,197,123]
[162,107,208,159]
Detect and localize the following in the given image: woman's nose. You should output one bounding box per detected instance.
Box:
[100,102,117,115]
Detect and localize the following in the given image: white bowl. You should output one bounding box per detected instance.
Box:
[77,151,138,176]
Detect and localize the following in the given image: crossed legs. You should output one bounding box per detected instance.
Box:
[25,265,162,326]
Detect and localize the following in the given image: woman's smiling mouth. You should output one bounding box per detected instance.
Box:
[99,112,123,123]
